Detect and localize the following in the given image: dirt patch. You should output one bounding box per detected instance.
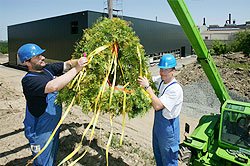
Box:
[0,53,8,64]
[0,63,156,166]
[176,52,250,101]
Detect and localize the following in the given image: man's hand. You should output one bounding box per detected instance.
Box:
[75,57,88,71]
[138,76,150,89]
[78,57,88,67]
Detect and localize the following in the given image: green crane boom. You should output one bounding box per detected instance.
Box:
[167,0,230,105]
[167,1,250,165]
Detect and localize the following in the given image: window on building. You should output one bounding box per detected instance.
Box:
[205,36,208,39]
[71,21,78,34]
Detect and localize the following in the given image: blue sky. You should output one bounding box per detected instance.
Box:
[1,0,250,41]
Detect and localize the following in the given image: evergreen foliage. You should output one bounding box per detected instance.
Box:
[58,17,154,119]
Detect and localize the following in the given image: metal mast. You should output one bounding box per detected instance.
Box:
[107,0,113,19]
[104,0,123,18]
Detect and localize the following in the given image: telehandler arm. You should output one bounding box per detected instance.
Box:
[167,0,231,105]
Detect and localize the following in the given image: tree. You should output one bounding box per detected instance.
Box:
[0,41,8,54]
[211,40,229,55]
[232,30,250,56]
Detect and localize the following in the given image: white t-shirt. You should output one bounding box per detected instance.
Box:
[153,76,183,119]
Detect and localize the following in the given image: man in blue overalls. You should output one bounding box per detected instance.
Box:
[138,54,183,166]
[17,43,88,166]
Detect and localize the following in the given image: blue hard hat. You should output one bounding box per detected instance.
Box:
[17,43,45,63]
[158,54,177,69]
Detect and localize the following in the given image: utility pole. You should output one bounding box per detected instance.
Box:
[107,0,113,19]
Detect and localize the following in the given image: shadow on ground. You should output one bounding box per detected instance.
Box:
[3,122,128,166]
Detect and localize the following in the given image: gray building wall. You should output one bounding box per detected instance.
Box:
[8,11,88,65]
[86,12,191,56]
[128,17,190,56]
[8,11,191,66]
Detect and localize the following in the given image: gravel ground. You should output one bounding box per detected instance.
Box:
[176,53,250,119]
[182,81,220,118]
[182,80,249,118]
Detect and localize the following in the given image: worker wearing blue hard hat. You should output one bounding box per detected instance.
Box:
[138,54,183,166]
[17,43,46,63]
[17,43,88,165]
[158,53,177,69]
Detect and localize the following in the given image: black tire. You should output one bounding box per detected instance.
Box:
[178,144,192,166]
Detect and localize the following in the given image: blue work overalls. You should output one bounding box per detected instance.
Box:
[23,70,62,166]
[153,81,180,166]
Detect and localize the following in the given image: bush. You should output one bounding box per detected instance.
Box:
[232,30,250,56]
[0,41,8,54]
[211,40,230,55]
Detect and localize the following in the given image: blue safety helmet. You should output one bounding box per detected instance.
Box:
[158,54,177,69]
[17,43,45,63]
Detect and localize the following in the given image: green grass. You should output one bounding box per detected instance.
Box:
[110,134,121,148]
[227,62,250,71]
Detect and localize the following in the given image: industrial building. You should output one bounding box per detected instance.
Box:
[200,14,250,48]
[8,10,191,66]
